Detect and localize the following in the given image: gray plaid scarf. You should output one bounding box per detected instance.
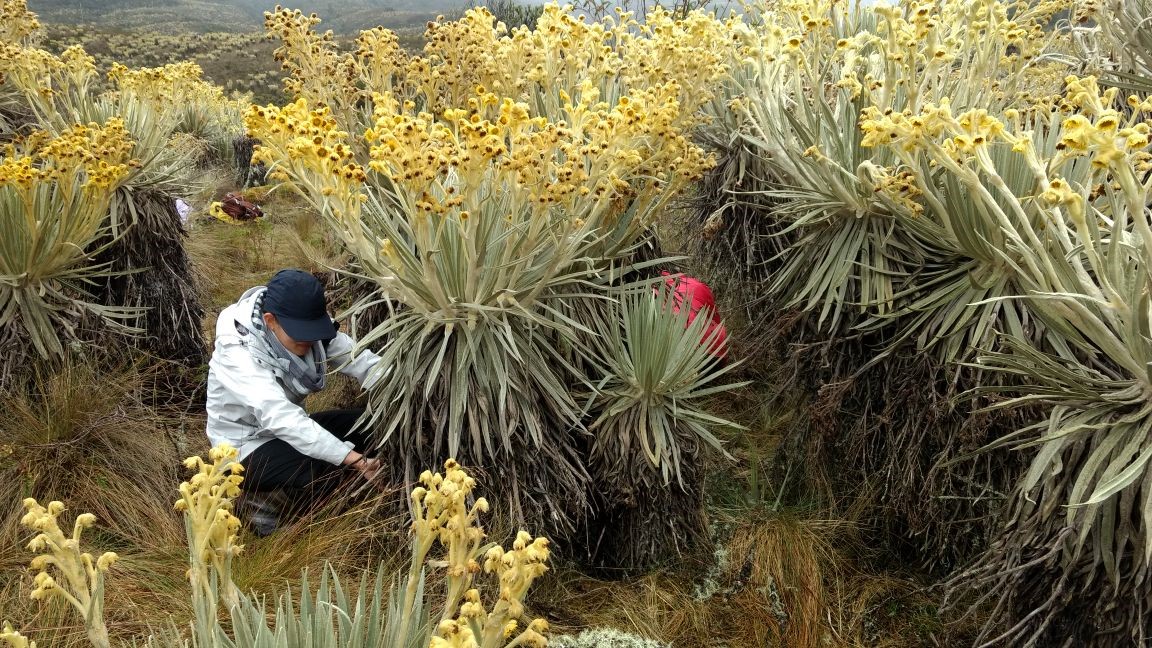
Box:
[236,287,328,400]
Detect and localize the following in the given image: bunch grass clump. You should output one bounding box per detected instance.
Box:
[0,363,186,552]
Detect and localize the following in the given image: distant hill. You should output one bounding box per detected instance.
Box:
[27,0,457,33]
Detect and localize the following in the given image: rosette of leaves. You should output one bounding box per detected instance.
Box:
[711,0,1071,337]
[576,284,745,569]
[927,77,1152,645]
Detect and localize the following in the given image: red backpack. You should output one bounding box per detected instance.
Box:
[660,272,728,359]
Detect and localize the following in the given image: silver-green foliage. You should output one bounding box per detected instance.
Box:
[1097,0,1152,92]
[584,284,746,486]
[148,566,430,648]
[0,61,203,367]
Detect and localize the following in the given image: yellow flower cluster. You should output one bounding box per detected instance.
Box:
[481,531,551,618]
[1060,112,1151,169]
[107,61,226,112]
[249,75,713,300]
[176,445,245,558]
[0,155,37,191]
[481,4,619,99]
[432,617,548,648]
[1054,76,1152,171]
[857,100,1037,232]
[19,499,115,648]
[354,27,409,94]
[870,0,1061,89]
[742,0,1071,124]
[247,100,363,178]
[0,0,40,45]
[359,84,711,215]
[265,4,737,136]
[0,119,137,196]
[856,72,1152,242]
[574,82,714,183]
[863,102,1033,173]
[176,444,245,609]
[0,623,34,648]
[859,101,958,152]
[264,5,359,115]
[617,7,738,127]
[369,93,556,208]
[404,4,738,128]
[20,499,119,601]
[412,459,490,563]
[412,459,552,648]
[42,119,136,188]
[245,99,367,218]
[414,7,513,111]
[0,43,95,103]
[429,529,551,648]
[860,162,925,217]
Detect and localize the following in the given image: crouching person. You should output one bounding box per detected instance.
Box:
[205,268,386,535]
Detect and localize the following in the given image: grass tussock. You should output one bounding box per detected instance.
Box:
[229,489,408,595]
[538,509,942,648]
[0,363,189,554]
[722,513,845,647]
[0,363,194,646]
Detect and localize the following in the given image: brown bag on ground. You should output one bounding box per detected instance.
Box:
[219,192,264,221]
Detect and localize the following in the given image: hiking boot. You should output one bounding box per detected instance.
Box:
[235,490,288,537]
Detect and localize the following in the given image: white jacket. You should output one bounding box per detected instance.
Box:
[205,287,385,465]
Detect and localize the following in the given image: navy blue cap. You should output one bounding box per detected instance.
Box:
[264,269,337,342]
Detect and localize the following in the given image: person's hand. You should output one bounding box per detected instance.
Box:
[343,452,382,481]
[356,457,381,481]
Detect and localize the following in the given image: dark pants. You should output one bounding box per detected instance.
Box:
[240,408,373,512]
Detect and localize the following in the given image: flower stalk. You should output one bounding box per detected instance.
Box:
[412,459,552,648]
[174,444,245,613]
[19,499,117,648]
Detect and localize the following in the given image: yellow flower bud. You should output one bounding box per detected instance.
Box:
[503,620,518,638]
[96,552,119,571]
